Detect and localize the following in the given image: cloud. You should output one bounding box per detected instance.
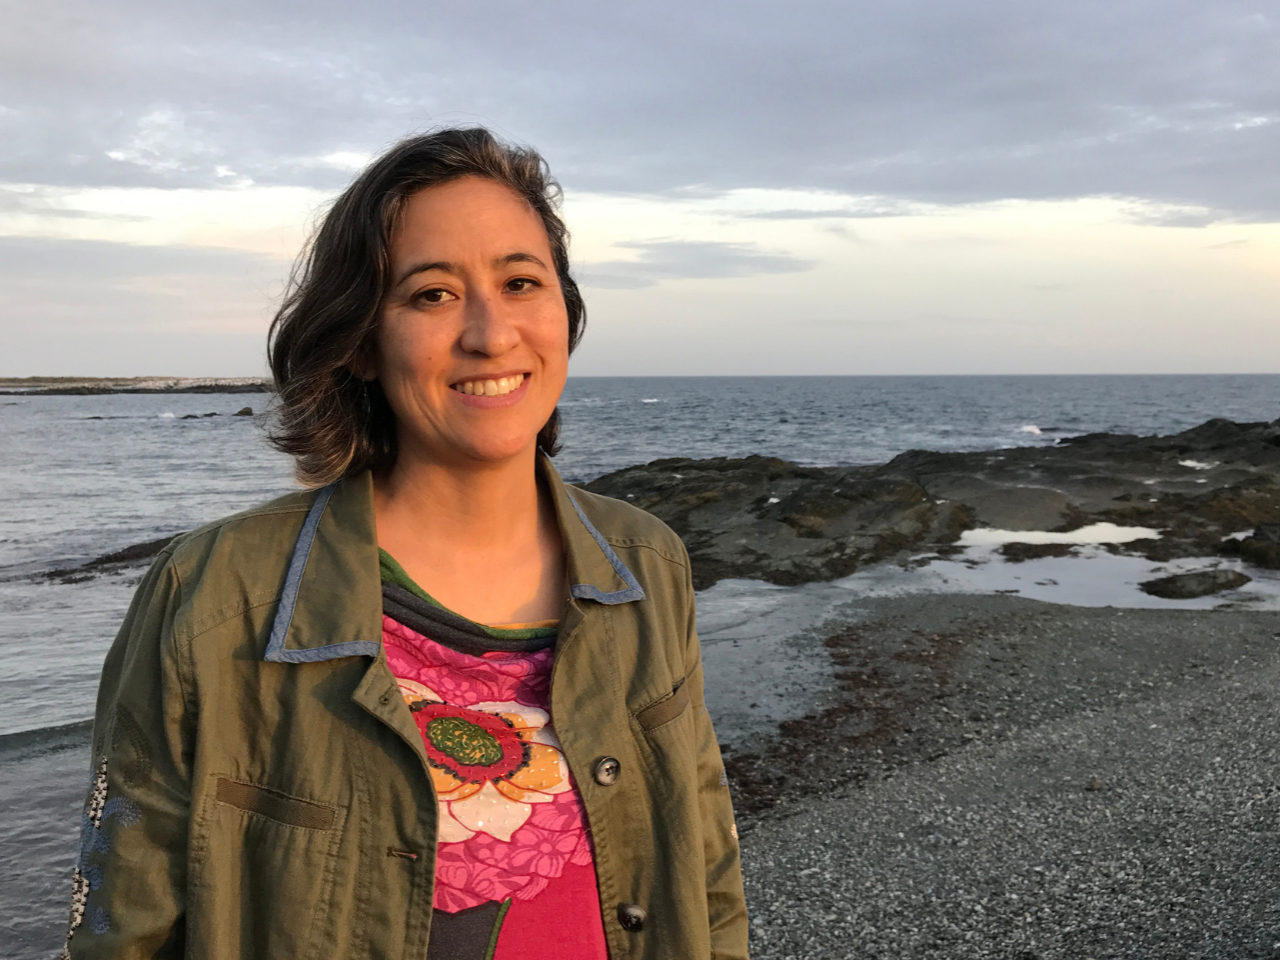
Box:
[0,0,1277,219]
[579,240,816,289]
[734,200,919,220]
[0,235,291,374]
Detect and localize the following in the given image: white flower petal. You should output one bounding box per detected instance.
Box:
[436,807,476,843]
[449,782,533,843]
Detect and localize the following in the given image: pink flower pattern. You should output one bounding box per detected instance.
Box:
[382,616,594,913]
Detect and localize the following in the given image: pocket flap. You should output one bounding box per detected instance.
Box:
[635,681,689,731]
[216,778,336,830]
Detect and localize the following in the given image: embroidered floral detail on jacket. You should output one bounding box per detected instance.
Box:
[62,757,140,958]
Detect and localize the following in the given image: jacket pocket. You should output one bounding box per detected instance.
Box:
[216,778,336,830]
[195,776,346,958]
[635,679,689,732]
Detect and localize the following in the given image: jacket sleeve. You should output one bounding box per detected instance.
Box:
[64,549,193,959]
[681,547,750,960]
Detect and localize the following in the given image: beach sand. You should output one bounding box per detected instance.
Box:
[5,593,1278,958]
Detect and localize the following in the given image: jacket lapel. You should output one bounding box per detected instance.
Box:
[263,457,646,667]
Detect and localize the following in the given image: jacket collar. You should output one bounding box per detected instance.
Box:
[264,456,645,664]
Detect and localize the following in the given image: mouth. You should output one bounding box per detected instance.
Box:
[450,373,527,398]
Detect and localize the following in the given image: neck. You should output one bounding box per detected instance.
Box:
[374,443,546,551]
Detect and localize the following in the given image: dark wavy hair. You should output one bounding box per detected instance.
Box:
[267,127,586,487]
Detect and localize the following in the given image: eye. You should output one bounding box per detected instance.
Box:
[506,277,541,293]
[413,287,457,305]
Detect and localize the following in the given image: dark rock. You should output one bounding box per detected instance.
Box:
[584,417,1280,589]
[999,543,1078,563]
[1139,569,1252,600]
[1239,537,1280,569]
[44,535,176,582]
[1085,778,1107,792]
[585,456,971,589]
[1251,522,1280,542]
[233,406,253,416]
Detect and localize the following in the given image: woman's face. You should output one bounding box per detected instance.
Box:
[372,176,570,468]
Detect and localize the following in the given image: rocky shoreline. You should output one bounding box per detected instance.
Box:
[0,376,271,395]
[583,416,1280,589]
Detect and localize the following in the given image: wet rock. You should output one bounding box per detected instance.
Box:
[233,406,254,416]
[44,535,176,582]
[1237,523,1280,569]
[1138,569,1252,600]
[999,543,1078,563]
[584,417,1280,589]
[584,455,972,589]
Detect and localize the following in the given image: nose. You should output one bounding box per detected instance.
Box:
[458,288,519,357]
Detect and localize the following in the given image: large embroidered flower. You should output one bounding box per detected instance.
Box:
[399,681,571,844]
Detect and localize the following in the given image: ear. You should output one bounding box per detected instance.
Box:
[347,345,378,382]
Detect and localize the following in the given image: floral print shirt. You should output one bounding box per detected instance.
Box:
[380,555,607,960]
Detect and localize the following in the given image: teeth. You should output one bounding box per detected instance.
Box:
[455,373,524,397]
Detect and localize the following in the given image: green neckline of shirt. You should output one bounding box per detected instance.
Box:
[378,549,559,642]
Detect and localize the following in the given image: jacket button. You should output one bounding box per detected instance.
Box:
[617,902,646,932]
[592,756,621,786]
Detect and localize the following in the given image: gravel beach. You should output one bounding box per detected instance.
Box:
[734,594,1280,959]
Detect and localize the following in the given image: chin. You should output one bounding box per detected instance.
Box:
[451,431,543,464]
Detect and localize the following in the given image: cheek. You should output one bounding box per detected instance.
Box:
[530,306,571,366]
[379,313,444,380]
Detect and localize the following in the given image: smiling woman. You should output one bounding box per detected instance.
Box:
[61,128,748,960]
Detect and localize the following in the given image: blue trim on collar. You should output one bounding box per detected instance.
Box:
[264,484,380,664]
[565,491,646,605]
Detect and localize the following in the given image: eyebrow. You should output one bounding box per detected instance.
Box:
[394,252,550,287]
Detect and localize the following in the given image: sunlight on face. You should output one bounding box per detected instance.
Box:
[374,176,570,467]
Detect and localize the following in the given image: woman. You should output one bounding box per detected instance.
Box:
[62,128,748,960]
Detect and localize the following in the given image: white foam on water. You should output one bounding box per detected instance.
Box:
[1178,459,1215,470]
[1018,424,1042,434]
[158,411,175,418]
[959,522,1162,546]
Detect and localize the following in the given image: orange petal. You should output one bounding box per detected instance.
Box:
[508,743,568,793]
[498,712,536,733]
[430,766,483,802]
[494,779,532,803]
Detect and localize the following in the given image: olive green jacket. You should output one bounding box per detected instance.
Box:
[64,461,748,960]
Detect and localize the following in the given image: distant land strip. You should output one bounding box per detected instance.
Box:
[0,376,272,395]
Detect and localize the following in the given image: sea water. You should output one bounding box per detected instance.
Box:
[3,374,1280,739]
[2,374,1279,956]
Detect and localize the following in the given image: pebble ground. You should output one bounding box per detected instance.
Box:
[733,594,1280,959]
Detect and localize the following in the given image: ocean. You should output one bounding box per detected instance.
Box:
[4,373,1280,740]
[2,373,1279,956]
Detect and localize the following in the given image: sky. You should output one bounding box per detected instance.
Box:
[1,0,1277,376]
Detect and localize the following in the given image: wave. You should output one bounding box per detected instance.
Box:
[0,718,93,754]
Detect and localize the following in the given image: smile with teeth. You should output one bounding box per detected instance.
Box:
[451,373,526,397]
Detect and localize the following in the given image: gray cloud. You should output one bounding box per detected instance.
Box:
[736,201,919,220]
[0,236,287,374]
[579,240,816,289]
[1,0,1278,219]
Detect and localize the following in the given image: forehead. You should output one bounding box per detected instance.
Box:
[393,177,549,255]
